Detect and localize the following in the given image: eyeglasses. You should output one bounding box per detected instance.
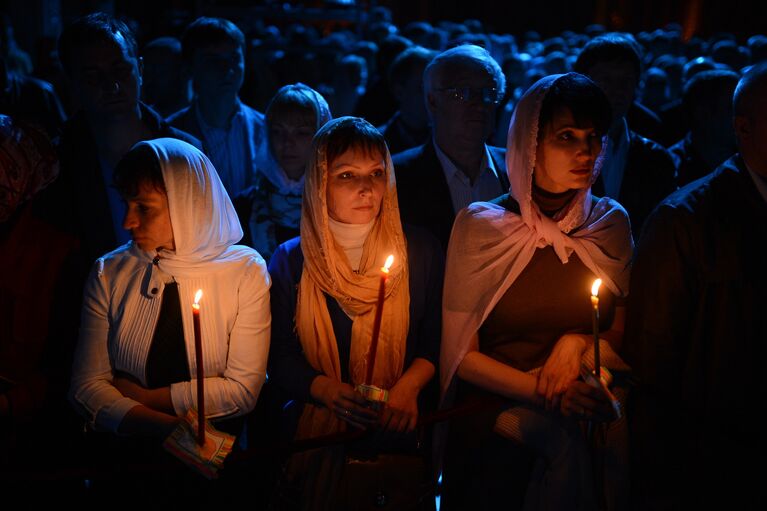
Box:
[436,86,501,105]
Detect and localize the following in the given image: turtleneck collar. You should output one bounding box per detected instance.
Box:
[328,216,375,270]
[531,181,578,218]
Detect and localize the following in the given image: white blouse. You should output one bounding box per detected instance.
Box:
[70,244,271,433]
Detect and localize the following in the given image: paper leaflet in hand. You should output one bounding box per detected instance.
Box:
[163,407,234,479]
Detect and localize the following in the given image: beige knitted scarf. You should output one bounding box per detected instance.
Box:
[295,120,410,439]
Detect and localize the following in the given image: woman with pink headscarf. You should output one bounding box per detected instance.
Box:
[440,73,634,510]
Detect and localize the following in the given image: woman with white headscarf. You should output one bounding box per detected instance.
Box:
[440,73,634,510]
[70,138,271,441]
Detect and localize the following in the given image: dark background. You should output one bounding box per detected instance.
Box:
[2,0,764,68]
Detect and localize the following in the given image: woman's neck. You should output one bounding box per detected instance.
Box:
[531,182,578,218]
[328,217,375,270]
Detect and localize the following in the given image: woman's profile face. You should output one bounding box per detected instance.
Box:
[122,181,175,252]
[326,146,386,224]
[269,108,317,180]
[534,106,602,194]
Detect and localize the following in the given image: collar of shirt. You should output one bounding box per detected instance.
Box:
[600,117,631,198]
[194,97,244,134]
[744,160,767,204]
[433,138,498,186]
[433,138,503,214]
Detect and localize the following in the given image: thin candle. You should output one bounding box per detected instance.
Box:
[366,255,394,385]
[192,289,205,445]
[590,279,602,381]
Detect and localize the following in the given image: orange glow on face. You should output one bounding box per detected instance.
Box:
[591,279,602,298]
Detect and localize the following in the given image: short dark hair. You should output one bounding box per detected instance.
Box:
[58,12,138,74]
[113,144,166,198]
[181,17,245,61]
[320,117,388,166]
[574,33,642,81]
[388,46,436,87]
[538,73,612,137]
[683,69,739,114]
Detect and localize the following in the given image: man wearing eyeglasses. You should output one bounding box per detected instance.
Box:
[392,44,509,250]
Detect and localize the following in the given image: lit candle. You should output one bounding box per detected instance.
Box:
[590,279,602,381]
[192,289,205,445]
[366,255,394,385]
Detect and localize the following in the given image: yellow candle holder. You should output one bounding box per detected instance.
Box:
[355,383,389,411]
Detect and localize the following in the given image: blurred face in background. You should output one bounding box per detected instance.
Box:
[394,61,430,129]
[191,41,244,99]
[269,105,317,180]
[67,32,142,120]
[584,60,638,122]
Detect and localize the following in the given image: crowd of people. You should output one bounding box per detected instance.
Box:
[1,6,766,510]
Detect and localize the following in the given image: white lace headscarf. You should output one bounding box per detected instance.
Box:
[127,138,250,289]
[257,83,332,195]
[440,73,634,399]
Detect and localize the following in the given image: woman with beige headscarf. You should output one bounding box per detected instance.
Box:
[267,117,443,509]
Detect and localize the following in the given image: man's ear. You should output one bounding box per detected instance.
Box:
[425,90,437,117]
[734,115,750,142]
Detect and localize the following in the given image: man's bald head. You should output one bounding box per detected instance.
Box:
[734,63,767,117]
[733,63,767,176]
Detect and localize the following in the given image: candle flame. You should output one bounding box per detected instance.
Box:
[591,279,602,297]
[382,254,394,273]
[194,289,203,305]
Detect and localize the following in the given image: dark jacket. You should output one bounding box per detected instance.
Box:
[623,155,767,508]
[43,103,201,277]
[392,140,509,250]
[267,226,444,411]
[592,130,677,238]
[377,112,430,156]
[627,100,664,143]
[669,132,732,187]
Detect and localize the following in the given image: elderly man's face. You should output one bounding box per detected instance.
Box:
[396,62,429,128]
[68,33,141,120]
[735,95,767,177]
[427,58,498,149]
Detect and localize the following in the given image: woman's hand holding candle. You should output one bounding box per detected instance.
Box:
[310,375,378,429]
[537,333,589,409]
[380,358,435,433]
[560,380,619,423]
[381,381,420,433]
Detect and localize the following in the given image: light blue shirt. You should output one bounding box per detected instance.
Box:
[433,140,505,214]
[600,118,631,199]
[195,98,265,197]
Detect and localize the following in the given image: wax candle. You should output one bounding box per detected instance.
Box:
[192,289,205,445]
[590,279,602,381]
[366,255,394,385]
